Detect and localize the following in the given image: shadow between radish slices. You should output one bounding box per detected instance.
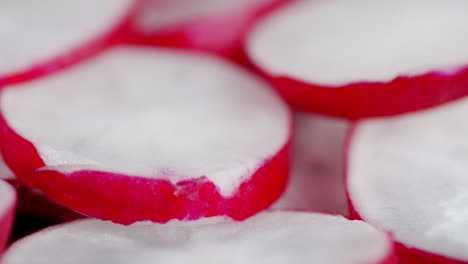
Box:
[0,180,16,253]
[125,0,291,62]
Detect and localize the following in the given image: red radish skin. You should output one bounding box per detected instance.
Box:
[126,0,291,61]
[272,113,349,216]
[246,0,468,119]
[0,180,16,252]
[346,98,468,264]
[0,0,141,87]
[0,212,397,264]
[0,48,291,225]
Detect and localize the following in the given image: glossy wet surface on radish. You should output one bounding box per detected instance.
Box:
[1,212,395,264]
[348,97,468,261]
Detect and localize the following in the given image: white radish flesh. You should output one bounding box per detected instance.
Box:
[1,212,395,264]
[348,97,468,262]
[0,0,135,80]
[248,0,468,86]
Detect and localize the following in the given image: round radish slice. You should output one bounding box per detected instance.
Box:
[347,97,468,263]
[0,0,138,85]
[1,211,396,264]
[0,180,16,252]
[127,0,289,60]
[272,113,349,216]
[0,47,291,225]
[247,0,468,118]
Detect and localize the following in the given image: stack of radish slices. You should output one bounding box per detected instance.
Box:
[5,0,468,263]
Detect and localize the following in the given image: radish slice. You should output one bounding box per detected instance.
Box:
[1,211,396,264]
[0,180,16,252]
[247,0,468,118]
[127,0,289,59]
[272,113,349,216]
[0,0,138,85]
[347,97,468,263]
[0,47,291,225]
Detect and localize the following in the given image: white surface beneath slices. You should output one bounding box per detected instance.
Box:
[1,47,289,197]
[1,212,392,264]
[137,0,273,33]
[0,0,133,77]
[348,97,468,261]
[0,180,15,219]
[248,0,468,86]
[273,113,349,215]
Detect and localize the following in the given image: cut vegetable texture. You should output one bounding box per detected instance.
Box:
[127,0,289,59]
[0,180,15,252]
[0,47,291,225]
[272,113,349,216]
[247,0,468,118]
[1,211,396,264]
[0,0,138,85]
[347,97,468,263]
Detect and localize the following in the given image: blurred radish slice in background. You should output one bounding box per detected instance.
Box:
[0,180,16,252]
[127,0,289,59]
[0,0,138,85]
[0,47,291,225]
[272,113,349,216]
[247,0,468,118]
[1,211,396,264]
[348,97,468,263]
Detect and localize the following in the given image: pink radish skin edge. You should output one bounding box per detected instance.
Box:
[0,0,143,87]
[0,181,16,252]
[247,56,468,119]
[345,125,468,264]
[125,0,291,62]
[0,112,291,225]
